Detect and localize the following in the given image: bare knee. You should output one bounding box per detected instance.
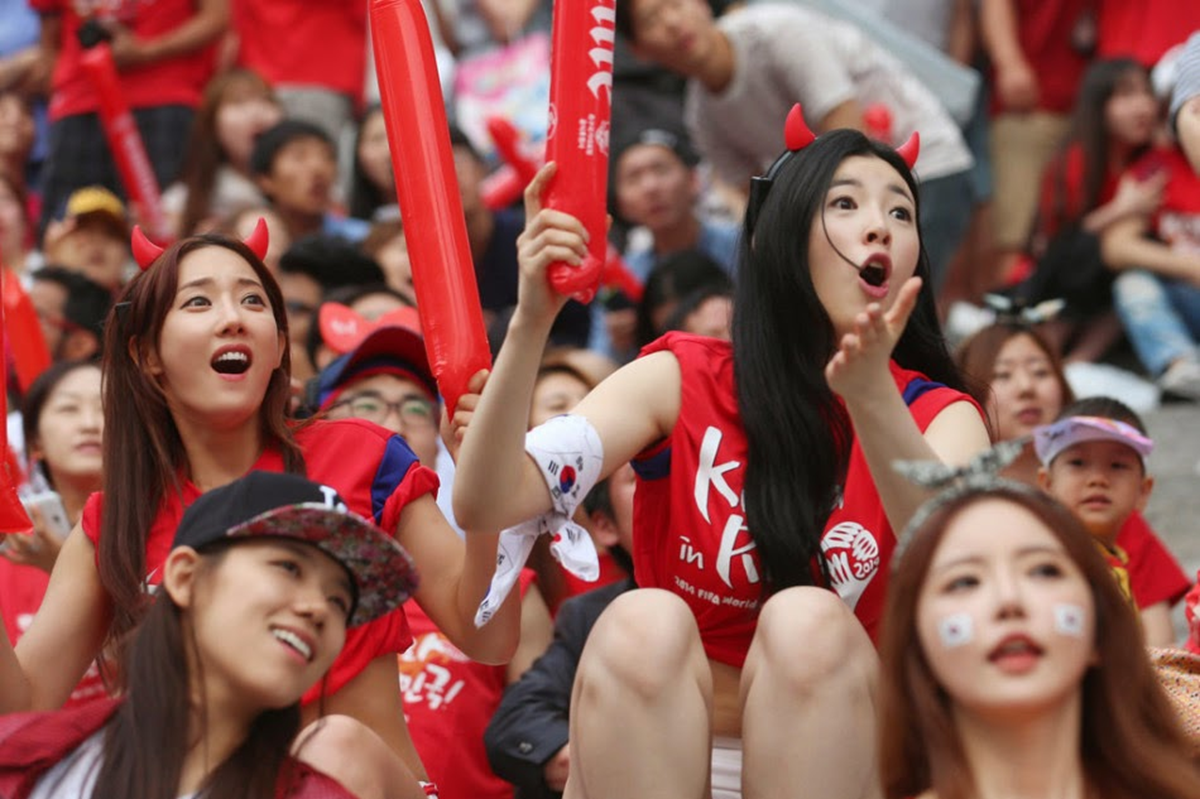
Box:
[578,588,707,701]
[746,588,875,694]
[295,715,423,799]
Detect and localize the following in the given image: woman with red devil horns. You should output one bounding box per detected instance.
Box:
[0,223,521,798]
[454,107,990,797]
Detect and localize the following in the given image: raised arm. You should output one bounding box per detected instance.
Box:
[453,163,678,534]
[0,524,111,712]
[826,279,990,535]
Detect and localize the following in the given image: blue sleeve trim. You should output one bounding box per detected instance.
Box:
[901,377,946,407]
[372,434,420,525]
[632,446,672,481]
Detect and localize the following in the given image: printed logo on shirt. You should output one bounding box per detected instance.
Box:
[686,426,760,590]
[399,633,469,712]
[820,522,880,610]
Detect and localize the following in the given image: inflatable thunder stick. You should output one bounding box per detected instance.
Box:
[371,0,490,414]
[542,0,617,303]
[0,272,33,535]
[79,43,171,243]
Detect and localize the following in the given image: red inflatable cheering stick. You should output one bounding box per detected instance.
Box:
[0,271,33,536]
[1,268,50,393]
[541,0,617,303]
[79,41,171,243]
[371,0,491,415]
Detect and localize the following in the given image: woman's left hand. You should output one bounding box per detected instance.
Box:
[0,504,65,574]
[825,277,921,400]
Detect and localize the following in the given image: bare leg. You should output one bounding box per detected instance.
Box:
[740,588,881,799]
[564,589,713,799]
[294,714,427,799]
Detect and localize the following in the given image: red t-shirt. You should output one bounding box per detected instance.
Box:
[81,419,438,705]
[1097,0,1200,66]
[1116,511,1192,609]
[0,559,107,708]
[631,334,979,667]
[233,0,367,105]
[30,0,217,120]
[400,570,537,799]
[1036,143,1121,240]
[989,0,1090,115]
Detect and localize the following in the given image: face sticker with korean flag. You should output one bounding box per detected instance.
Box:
[938,613,974,648]
[1054,603,1086,637]
[936,609,974,647]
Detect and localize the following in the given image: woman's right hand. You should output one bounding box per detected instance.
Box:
[515,162,590,328]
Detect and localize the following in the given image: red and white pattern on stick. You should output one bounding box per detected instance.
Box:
[79,42,171,243]
[542,0,616,303]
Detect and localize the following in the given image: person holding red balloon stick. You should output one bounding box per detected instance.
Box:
[454,110,990,797]
[0,223,521,798]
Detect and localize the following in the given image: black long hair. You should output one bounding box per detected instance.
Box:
[1044,58,1151,238]
[733,128,964,592]
[90,547,303,799]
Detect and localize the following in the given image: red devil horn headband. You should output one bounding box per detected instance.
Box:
[130,217,271,272]
[746,104,921,233]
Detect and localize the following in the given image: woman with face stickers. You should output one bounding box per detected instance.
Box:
[878,480,1200,799]
[0,225,521,793]
[0,471,423,799]
[454,110,991,798]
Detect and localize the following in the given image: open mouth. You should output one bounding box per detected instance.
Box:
[988,634,1043,663]
[859,256,890,288]
[211,348,251,376]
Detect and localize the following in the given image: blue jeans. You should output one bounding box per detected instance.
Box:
[1112,270,1200,375]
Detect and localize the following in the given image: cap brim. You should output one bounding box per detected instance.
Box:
[227,504,417,627]
[1034,417,1154,465]
[318,325,437,404]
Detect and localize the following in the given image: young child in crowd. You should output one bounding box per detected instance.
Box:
[1035,398,1160,631]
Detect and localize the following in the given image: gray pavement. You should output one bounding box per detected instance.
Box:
[1141,404,1200,637]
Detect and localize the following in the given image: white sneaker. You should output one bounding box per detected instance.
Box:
[1158,358,1200,401]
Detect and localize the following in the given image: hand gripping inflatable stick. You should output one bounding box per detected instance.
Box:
[541,0,617,303]
[371,0,491,415]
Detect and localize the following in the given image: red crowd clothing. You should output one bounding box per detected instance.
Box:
[0,699,359,799]
[631,334,979,668]
[990,0,1091,115]
[1130,146,1200,245]
[0,560,107,708]
[1035,143,1121,240]
[233,0,368,105]
[1097,0,1200,67]
[400,570,537,799]
[1117,511,1193,609]
[81,419,438,704]
[29,0,217,121]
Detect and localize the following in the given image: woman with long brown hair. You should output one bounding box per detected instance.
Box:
[165,68,283,237]
[0,225,521,789]
[878,480,1200,799]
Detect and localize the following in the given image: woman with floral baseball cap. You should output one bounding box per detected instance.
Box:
[0,471,427,799]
